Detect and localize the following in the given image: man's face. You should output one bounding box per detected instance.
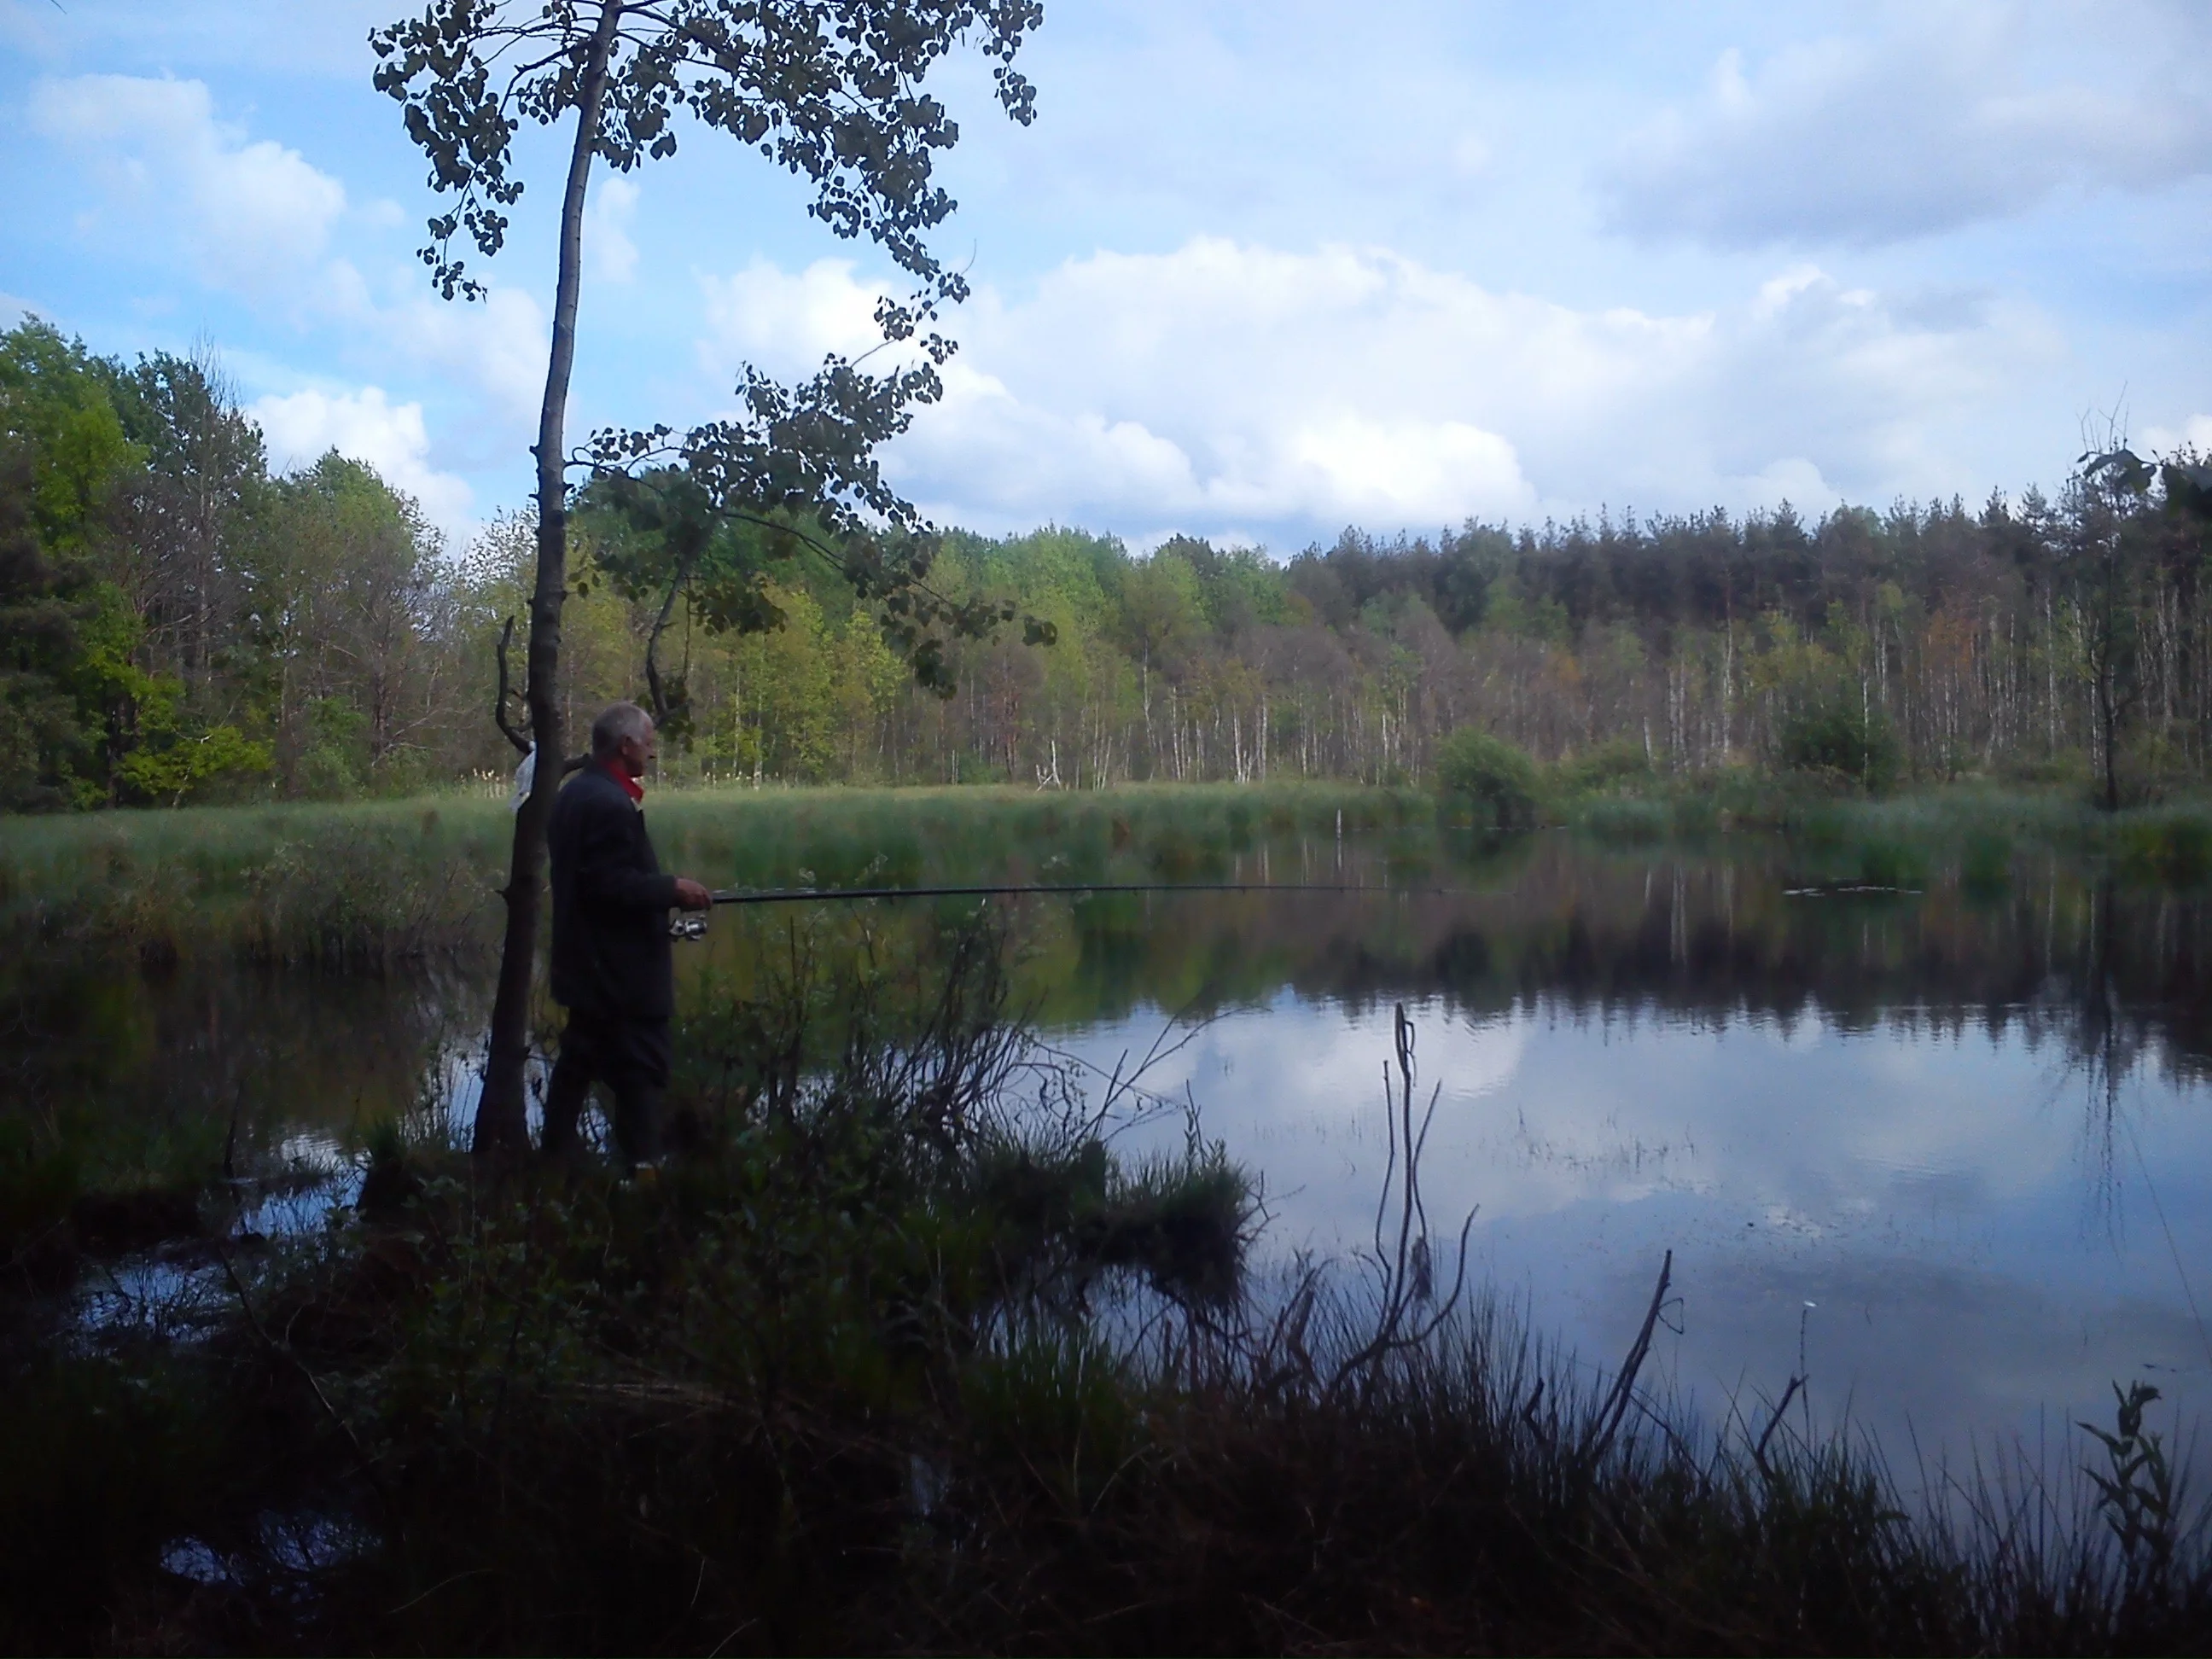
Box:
[616,718,657,777]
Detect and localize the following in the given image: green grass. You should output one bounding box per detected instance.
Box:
[9,775,2208,963]
[0,781,1432,958]
[0,795,512,959]
[1559,773,2212,886]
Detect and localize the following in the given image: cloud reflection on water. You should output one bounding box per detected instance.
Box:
[1065,991,2212,1477]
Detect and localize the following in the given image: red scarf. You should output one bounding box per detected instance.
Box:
[602,760,645,803]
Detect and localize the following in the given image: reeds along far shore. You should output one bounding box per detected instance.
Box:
[0,782,1429,959]
[7,777,2212,965]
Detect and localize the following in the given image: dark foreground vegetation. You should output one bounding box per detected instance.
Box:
[2,904,2208,1654]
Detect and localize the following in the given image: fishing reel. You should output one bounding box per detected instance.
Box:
[668,914,710,941]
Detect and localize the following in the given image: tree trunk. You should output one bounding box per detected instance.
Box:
[474,0,626,1167]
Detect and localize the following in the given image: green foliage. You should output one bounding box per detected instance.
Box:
[296,696,370,797]
[1778,692,1902,791]
[1481,572,1572,644]
[1435,726,1541,828]
[113,659,273,806]
[965,1138,1250,1307]
[372,0,1050,697]
[2112,729,2197,807]
[1559,737,1653,795]
[2,318,455,813]
[0,317,138,558]
[15,300,2212,812]
[371,0,1040,305]
[114,717,271,806]
[2114,813,2212,887]
[0,323,140,808]
[1855,836,1927,890]
[2081,1380,2178,1598]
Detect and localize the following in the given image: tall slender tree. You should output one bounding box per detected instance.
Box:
[371,0,1044,1162]
[2075,448,2153,812]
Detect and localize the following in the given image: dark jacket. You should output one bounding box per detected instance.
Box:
[547,764,680,1021]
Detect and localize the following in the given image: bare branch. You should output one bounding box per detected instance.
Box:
[492,615,531,755]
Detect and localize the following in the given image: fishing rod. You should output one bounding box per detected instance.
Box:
[672,879,1423,936]
[707,880,1417,905]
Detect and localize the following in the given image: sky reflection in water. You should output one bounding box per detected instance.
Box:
[17,832,2211,1478]
[1061,987,2212,1476]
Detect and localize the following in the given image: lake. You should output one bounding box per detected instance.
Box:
[15,827,2211,1481]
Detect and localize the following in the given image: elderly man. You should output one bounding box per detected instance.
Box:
[541,701,713,1172]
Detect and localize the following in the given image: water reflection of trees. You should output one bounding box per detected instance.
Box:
[0,954,485,1161]
[1036,840,2212,1088]
[9,839,2205,1149]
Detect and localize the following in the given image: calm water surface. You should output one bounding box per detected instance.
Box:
[985,840,2212,1473]
[19,833,2212,1473]
[1066,992,2212,1469]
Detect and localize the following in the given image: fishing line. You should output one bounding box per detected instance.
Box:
[2122,1102,2212,1373]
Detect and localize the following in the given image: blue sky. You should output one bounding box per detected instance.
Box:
[4,0,2209,553]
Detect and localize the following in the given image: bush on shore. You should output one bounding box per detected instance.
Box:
[1434,728,1543,830]
[1778,693,1906,793]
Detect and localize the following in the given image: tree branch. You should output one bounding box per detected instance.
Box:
[643,548,700,727]
[492,615,532,755]
[571,451,1009,644]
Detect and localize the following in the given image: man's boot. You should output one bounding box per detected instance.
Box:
[539,1051,593,1165]
[614,1083,665,1179]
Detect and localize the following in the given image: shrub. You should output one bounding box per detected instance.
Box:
[1559,737,1652,795]
[1434,728,1541,829]
[1778,695,1902,793]
[2111,731,2200,807]
[2000,749,2091,789]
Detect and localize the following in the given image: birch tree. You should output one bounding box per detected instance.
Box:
[371,0,1043,1162]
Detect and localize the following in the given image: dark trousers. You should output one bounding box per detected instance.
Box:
[542,1008,672,1170]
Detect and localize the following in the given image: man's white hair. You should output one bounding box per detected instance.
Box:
[590,701,654,760]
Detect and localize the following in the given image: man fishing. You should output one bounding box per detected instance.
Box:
[542,701,713,1173]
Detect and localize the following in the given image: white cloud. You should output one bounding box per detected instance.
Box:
[29,73,347,288]
[585,175,640,286]
[21,72,544,441]
[1600,7,2212,247]
[699,256,884,375]
[250,386,473,534]
[385,283,550,425]
[2145,414,2212,457]
[1449,132,1493,178]
[696,237,2053,543]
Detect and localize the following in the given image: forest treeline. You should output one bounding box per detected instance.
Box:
[0,319,459,811]
[7,313,2211,811]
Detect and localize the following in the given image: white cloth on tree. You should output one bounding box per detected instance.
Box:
[509,743,536,812]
